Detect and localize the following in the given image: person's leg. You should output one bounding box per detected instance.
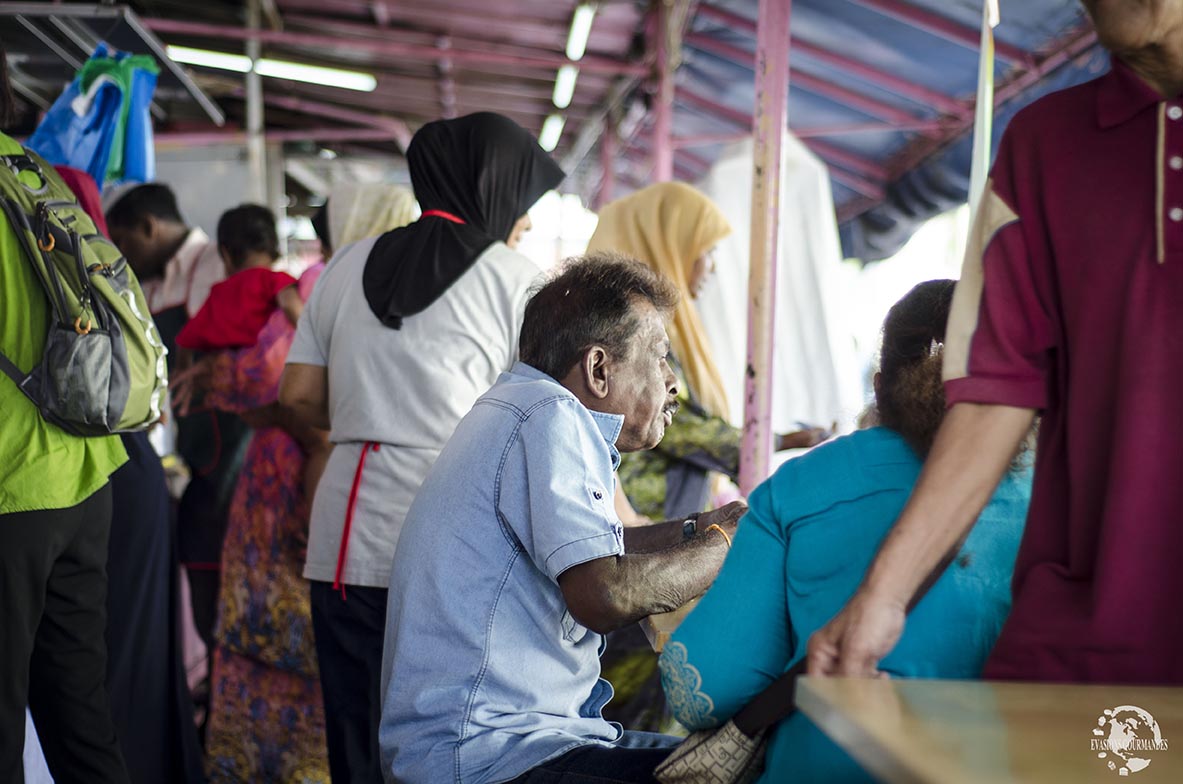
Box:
[507,734,679,784]
[27,484,131,784]
[309,580,387,784]
[0,506,62,783]
[106,432,179,784]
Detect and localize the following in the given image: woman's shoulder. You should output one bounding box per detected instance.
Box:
[773,427,914,483]
[473,242,544,281]
[762,427,920,523]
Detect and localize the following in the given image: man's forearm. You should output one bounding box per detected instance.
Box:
[863,402,1035,605]
[622,518,686,553]
[602,533,729,627]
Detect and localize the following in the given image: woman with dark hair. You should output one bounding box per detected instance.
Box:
[171,205,332,782]
[658,280,1034,783]
[279,112,563,784]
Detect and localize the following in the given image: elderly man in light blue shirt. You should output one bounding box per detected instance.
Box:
[380,254,746,784]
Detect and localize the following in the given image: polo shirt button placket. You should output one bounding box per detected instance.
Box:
[1164,103,1183,263]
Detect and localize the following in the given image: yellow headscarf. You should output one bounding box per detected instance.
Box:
[329,183,418,249]
[586,182,732,418]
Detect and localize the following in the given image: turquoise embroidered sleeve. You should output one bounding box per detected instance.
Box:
[659,479,794,728]
[658,641,719,729]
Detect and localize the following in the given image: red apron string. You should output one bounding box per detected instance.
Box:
[334,441,380,600]
[420,209,466,224]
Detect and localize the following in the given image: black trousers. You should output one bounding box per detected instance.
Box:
[0,483,130,784]
[310,580,388,784]
[106,432,204,784]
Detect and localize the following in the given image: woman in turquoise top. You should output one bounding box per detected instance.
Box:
[658,280,1033,783]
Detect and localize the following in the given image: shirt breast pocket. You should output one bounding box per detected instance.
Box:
[561,609,590,645]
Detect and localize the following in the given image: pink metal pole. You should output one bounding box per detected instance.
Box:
[652,1,675,182]
[740,0,791,495]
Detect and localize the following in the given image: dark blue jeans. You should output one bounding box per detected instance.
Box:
[508,731,681,783]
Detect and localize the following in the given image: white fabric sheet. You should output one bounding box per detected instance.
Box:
[695,134,863,434]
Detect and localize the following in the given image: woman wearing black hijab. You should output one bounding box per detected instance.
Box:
[280,112,563,784]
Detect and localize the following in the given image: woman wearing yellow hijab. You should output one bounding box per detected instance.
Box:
[588,182,828,733]
[587,182,734,522]
[590,182,830,520]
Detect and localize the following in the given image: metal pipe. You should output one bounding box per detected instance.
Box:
[740,0,791,494]
[652,2,675,182]
[142,17,648,77]
[154,126,402,146]
[15,15,82,70]
[854,0,1033,65]
[685,32,934,130]
[246,0,267,203]
[245,91,413,150]
[677,88,752,130]
[672,118,945,148]
[677,87,890,182]
[694,4,966,116]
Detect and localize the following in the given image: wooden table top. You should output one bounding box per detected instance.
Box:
[796,677,1183,783]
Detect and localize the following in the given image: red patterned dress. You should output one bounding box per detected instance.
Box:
[203,264,329,783]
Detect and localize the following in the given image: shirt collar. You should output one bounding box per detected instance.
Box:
[510,361,625,457]
[1098,57,1171,129]
[172,227,211,271]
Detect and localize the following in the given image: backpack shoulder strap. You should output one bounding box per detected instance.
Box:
[0,349,35,398]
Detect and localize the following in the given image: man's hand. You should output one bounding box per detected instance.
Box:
[807,589,906,677]
[777,424,835,451]
[696,500,747,540]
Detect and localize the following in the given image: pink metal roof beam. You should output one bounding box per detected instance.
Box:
[143,17,648,77]
[695,3,967,117]
[672,118,945,148]
[854,0,1034,66]
[676,87,891,183]
[156,126,403,145]
[684,33,936,133]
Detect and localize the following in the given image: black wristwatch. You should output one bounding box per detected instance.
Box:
[682,512,700,541]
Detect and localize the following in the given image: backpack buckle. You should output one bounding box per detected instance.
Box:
[2,154,49,195]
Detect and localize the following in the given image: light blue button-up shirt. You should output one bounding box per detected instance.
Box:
[380,362,628,783]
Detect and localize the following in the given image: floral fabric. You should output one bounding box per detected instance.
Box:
[203,265,329,782]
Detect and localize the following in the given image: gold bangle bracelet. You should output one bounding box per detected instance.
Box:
[705,523,732,548]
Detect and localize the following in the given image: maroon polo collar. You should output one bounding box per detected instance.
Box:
[1097,57,1177,129]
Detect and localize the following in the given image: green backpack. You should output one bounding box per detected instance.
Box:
[0,138,168,436]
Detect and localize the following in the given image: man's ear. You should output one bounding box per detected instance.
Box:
[872,371,882,396]
[139,215,157,240]
[581,346,611,400]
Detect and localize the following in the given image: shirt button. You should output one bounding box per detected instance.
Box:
[593,490,603,500]
[1171,207,1183,222]
[1170,105,1183,121]
[1172,156,1183,171]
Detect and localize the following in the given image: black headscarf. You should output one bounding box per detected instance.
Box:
[362,112,565,328]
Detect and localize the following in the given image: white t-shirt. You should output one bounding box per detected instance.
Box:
[287,237,541,587]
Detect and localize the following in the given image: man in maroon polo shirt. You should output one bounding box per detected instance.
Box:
[808,0,1183,685]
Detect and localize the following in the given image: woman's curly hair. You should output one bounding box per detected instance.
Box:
[874,280,956,459]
